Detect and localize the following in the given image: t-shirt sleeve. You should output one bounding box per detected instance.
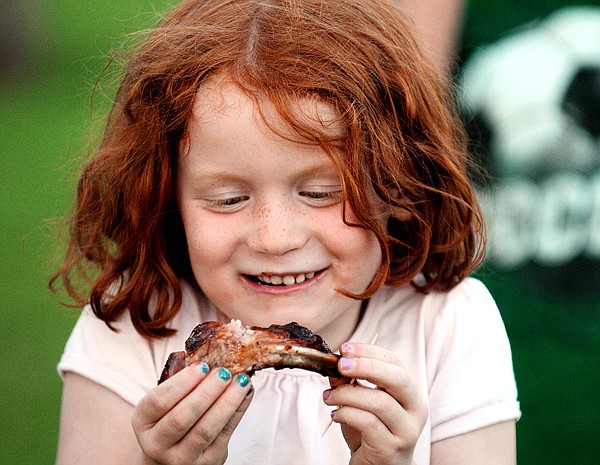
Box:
[57,306,165,406]
[425,278,521,442]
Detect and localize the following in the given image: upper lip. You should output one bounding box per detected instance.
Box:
[257,271,317,277]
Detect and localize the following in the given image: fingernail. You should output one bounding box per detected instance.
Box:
[237,373,250,388]
[218,367,232,382]
[197,362,210,374]
[341,343,352,355]
[340,357,354,371]
[323,389,331,401]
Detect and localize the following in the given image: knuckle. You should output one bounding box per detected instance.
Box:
[221,392,244,411]
[394,364,415,391]
[141,440,165,461]
[395,363,409,381]
[192,422,217,447]
[221,419,236,438]
[371,392,391,413]
[130,409,142,430]
[331,383,354,403]
[168,448,189,465]
[389,352,402,366]
[144,390,171,415]
[390,436,410,453]
[363,412,380,430]
[200,450,228,465]
[366,357,379,373]
[167,412,192,436]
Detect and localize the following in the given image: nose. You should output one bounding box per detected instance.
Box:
[247,199,308,256]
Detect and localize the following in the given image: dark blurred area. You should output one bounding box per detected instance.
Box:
[0,1,29,73]
[1,1,598,464]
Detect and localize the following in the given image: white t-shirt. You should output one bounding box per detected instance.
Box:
[58,277,520,465]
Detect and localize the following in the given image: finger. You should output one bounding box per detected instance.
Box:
[133,363,210,428]
[189,386,254,465]
[340,342,398,364]
[155,367,238,444]
[210,380,254,451]
[331,402,419,459]
[338,344,426,413]
[176,371,253,452]
[324,383,411,437]
[330,404,388,438]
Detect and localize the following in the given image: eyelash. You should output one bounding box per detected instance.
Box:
[206,195,249,208]
[203,190,342,211]
[220,196,249,205]
[300,190,342,201]
[300,191,342,199]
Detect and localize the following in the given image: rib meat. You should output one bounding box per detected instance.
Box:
[158,320,342,384]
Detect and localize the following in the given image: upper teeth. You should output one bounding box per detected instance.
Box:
[257,272,315,286]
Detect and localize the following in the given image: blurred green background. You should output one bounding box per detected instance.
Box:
[1,0,598,463]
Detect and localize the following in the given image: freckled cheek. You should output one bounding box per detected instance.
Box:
[182,218,239,265]
[326,226,382,282]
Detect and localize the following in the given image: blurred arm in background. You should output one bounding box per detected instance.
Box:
[398,0,466,76]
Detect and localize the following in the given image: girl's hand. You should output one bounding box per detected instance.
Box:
[131,363,253,465]
[324,343,428,465]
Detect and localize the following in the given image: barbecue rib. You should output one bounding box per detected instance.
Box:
[158,320,342,384]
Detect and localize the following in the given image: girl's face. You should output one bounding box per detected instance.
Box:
[176,77,383,349]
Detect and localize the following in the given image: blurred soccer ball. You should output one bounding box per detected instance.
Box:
[459,7,600,272]
[461,6,600,179]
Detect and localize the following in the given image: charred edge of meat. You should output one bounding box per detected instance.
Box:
[185,320,222,353]
[262,322,334,353]
[158,351,187,384]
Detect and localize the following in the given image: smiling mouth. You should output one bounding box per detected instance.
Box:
[246,271,318,287]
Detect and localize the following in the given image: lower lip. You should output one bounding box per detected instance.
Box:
[242,270,325,294]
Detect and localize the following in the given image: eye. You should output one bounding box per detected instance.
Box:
[218,196,248,205]
[204,195,250,211]
[299,189,342,205]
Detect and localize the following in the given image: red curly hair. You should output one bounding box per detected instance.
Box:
[51,0,486,338]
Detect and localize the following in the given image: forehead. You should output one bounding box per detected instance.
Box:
[190,74,343,140]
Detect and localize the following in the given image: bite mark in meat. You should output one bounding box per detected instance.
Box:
[158,320,342,384]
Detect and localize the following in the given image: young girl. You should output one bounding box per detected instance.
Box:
[52,0,520,464]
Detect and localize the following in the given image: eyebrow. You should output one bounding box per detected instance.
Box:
[185,159,341,185]
[296,159,342,179]
[185,170,246,184]
[192,151,339,180]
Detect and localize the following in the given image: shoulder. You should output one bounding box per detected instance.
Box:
[423,280,521,439]
[381,277,508,362]
[423,277,501,332]
[429,277,496,309]
[365,277,512,385]
[366,278,520,440]
[367,277,498,334]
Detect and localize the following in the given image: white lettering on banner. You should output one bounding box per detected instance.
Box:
[479,172,600,269]
[539,173,591,265]
[478,181,539,268]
